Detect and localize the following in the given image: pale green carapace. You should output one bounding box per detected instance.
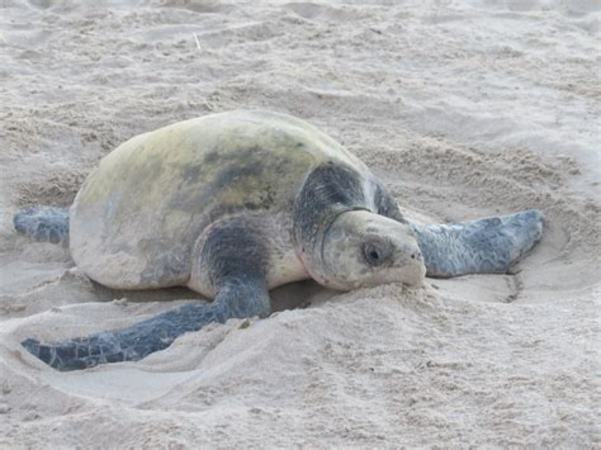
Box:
[69,110,370,291]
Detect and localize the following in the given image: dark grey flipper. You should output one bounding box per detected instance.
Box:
[411,209,544,278]
[13,206,70,243]
[22,221,271,371]
[21,275,270,371]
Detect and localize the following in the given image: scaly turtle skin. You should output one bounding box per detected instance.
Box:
[14,110,543,371]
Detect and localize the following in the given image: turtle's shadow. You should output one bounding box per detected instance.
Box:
[270,279,339,312]
[94,278,338,313]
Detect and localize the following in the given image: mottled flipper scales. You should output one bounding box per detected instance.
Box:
[21,303,229,370]
[21,276,271,371]
[13,206,69,244]
[411,209,544,278]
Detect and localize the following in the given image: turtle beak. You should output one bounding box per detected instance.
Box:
[392,236,426,287]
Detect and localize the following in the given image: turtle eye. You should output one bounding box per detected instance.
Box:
[362,241,391,267]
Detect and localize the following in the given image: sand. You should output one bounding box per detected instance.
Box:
[0,0,600,448]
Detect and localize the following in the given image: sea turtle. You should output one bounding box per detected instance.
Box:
[14,110,544,371]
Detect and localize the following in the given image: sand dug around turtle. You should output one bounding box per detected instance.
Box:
[0,0,599,448]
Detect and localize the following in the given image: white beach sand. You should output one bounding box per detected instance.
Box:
[0,0,599,447]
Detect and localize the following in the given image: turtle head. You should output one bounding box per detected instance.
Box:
[313,210,426,290]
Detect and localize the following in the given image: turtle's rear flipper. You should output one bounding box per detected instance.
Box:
[14,206,70,244]
[411,209,544,278]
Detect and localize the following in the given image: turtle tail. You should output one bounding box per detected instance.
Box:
[13,206,70,244]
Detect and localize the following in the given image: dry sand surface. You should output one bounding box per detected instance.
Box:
[1,0,600,448]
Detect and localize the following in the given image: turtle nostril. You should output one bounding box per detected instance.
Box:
[411,251,422,260]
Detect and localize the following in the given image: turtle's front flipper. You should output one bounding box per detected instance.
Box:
[410,209,544,278]
[21,276,270,371]
[22,217,272,371]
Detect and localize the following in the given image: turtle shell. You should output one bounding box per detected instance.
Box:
[69,110,369,289]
